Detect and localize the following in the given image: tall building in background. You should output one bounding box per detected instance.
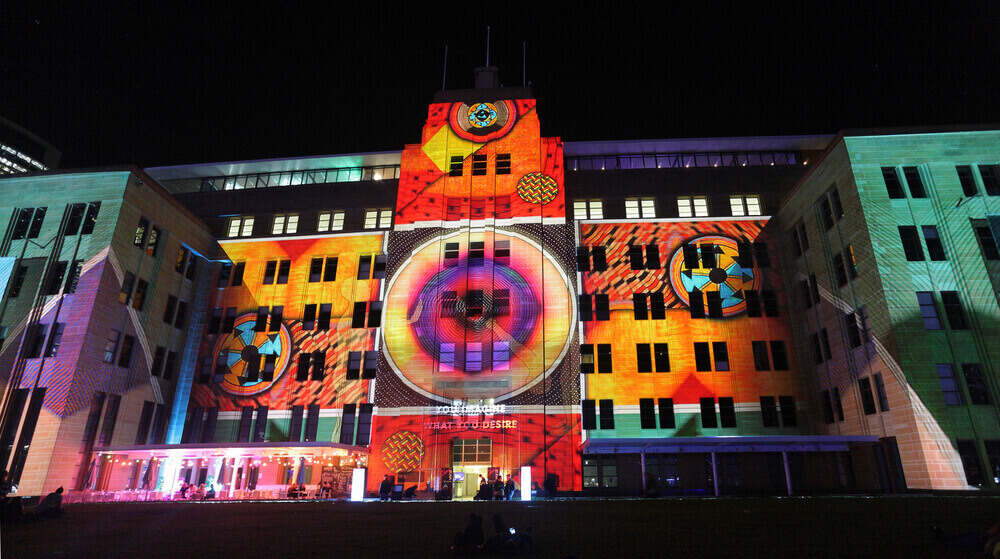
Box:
[0,71,997,499]
[0,117,61,175]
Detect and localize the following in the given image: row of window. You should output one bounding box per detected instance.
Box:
[449,153,512,176]
[573,195,763,220]
[187,402,373,447]
[22,322,65,359]
[577,289,780,321]
[575,241,771,275]
[9,203,101,241]
[883,164,1000,200]
[581,395,798,430]
[917,291,968,330]
[567,151,800,172]
[226,208,391,238]
[215,255,384,289]
[580,341,790,374]
[200,165,401,191]
[957,439,1000,486]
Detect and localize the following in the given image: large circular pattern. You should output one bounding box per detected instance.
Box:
[382,228,575,402]
[668,235,760,317]
[516,173,559,204]
[213,314,292,396]
[382,430,425,473]
[449,100,517,141]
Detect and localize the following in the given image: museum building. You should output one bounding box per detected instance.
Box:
[1,68,998,500]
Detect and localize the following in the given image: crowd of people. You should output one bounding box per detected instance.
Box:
[177,482,215,500]
[474,475,518,501]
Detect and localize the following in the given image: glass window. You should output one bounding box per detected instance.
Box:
[916,292,940,329]
[941,291,967,329]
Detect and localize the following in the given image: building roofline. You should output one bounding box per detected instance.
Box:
[144,150,403,181]
[563,134,835,156]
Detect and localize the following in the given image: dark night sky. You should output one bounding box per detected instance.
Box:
[2,2,998,169]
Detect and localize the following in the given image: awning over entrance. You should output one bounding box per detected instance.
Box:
[582,435,880,454]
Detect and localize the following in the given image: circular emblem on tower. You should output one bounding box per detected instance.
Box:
[213,314,292,396]
[668,235,760,317]
[516,173,559,204]
[449,100,517,141]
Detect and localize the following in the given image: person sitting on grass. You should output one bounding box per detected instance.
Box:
[35,486,64,520]
[451,512,484,555]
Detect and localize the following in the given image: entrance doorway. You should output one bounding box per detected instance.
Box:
[453,465,488,500]
[452,438,492,500]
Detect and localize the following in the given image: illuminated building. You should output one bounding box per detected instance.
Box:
[0,117,61,175]
[1,71,998,498]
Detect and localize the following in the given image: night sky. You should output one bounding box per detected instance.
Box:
[3,2,998,169]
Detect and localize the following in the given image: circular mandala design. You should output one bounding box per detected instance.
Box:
[516,173,559,204]
[382,430,425,473]
[668,235,760,317]
[213,314,292,396]
[449,100,517,141]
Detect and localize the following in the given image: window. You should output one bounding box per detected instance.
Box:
[103,329,120,363]
[468,241,485,267]
[81,202,100,235]
[227,216,255,238]
[699,244,717,268]
[636,344,652,373]
[922,226,946,261]
[778,396,797,427]
[820,390,835,424]
[262,259,291,285]
[639,398,656,429]
[694,342,712,371]
[471,153,487,176]
[118,334,136,368]
[941,291,967,330]
[873,373,890,412]
[580,344,612,374]
[957,440,984,486]
[760,396,779,427]
[449,155,463,177]
[820,197,835,230]
[296,352,326,381]
[352,301,383,328]
[131,279,148,311]
[364,208,392,229]
[357,254,386,280]
[700,398,717,428]
[980,164,1000,196]
[730,195,761,216]
[579,294,609,321]
[935,364,963,405]
[859,377,877,415]
[843,245,859,279]
[903,167,926,198]
[973,224,1000,261]
[678,196,708,218]
[963,364,991,405]
[496,154,511,175]
[42,323,64,357]
[151,347,166,377]
[45,261,67,295]
[957,165,978,196]
[573,199,603,219]
[790,221,809,257]
[599,399,615,429]
[317,210,345,232]
[752,341,770,371]
[882,167,905,199]
[11,207,46,240]
[833,253,848,286]
[771,341,789,370]
[308,256,338,282]
[898,226,924,261]
[174,300,187,328]
[712,342,729,371]
[844,311,862,348]
[271,214,299,235]
[706,292,723,318]
[658,398,675,428]
[175,247,190,274]
[8,265,28,298]
[916,292,940,329]
[831,387,845,421]
[718,397,736,428]
[625,198,656,218]
[652,343,670,372]
[346,351,364,379]
[761,290,779,317]
[581,400,596,430]
[689,289,705,319]
[628,244,661,270]
[145,227,161,256]
[134,217,149,247]
[119,272,135,305]
[810,329,832,365]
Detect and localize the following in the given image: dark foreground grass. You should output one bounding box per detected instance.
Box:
[2,496,998,558]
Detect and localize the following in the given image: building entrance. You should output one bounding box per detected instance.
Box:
[452,438,492,500]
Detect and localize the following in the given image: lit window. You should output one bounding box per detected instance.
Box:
[271,214,299,235]
[625,198,656,218]
[364,208,392,229]
[318,210,345,232]
[228,216,255,238]
[678,196,708,217]
[729,195,762,216]
[573,199,603,219]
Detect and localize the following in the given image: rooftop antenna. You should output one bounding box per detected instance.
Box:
[441,45,448,91]
[486,26,491,66]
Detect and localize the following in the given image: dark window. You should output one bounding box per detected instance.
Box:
[163,352,177,381]
[833,253,848,286]
[581,400,597,430]
[770,341,789,370]
[974,225,1000,260]
[367,301,383,327]
[658,398,675,428]
[209,307,223,333]
[809,274,820,305]
[778,396,797,427]
[45,261,67,295]
[151,347,165,377]
[9,265,27,297]
[700,398,717,428]
[119,272,135,304]
[296,353,311,381]
[135,401,155,445]
[98,394,121,446]
[576,247,590,272]
[303,304,317,330]
[706,292,723,318]
[694,342,712,371]
[899,226,924,261]
[980,164,1000,196]
[146,227,161,257]
[262,260,277,284]
[276,260,290,284]
[718,397,736,428]
[44,323,64,357]
[903,167,926,198]
[752,341,770,371]
[184,252,198,281]
[311,351,325,381]
[844,245,859,279]
[103,330,120,363]
[820,329,832,362]
[134,218,149,247]
[449,156,463,177]
[957,165,978,196]
[830,189,844,221]
[632,293,648,320]
[962,363,991,405]
[760,396,779,427]
[653,343,670,372]
[845,312,862,348]
[799,280,812,309]
[712,342,729,371]
[357,255,372,280]
[762,291,779,317]
[317,304,332,330]
[599,399,615,429]
[594,294,609,321]
[339,404,356,445]
[700,244,717,268]
[873,373,890,412]
[649,292,665,320]
[174,300,187,328]
[323,257,338,281]
[597,344,612,374]
[496,154,511,175]
[356,403,374,445]
[941,291,967,329]
[352,302,368,329]
[261,354,277,381]
[217,262,232,287]
[346,351,362,380]
[494,241,510,265]
[131,279,148,311]
[636,344,652,373]
[362,351,378,379]
[820,197,835,230]
[820,390,835,424]
[24,324,47,358]
[471,153,487,176]
[689,289,705,319]
[639,398,656,429]
[859,377,877,415]
[288,406,304,441]
[645,244,660,269]
[745,290,761,317]
[916,292,941,329]
[469,241,485,267]
[81,202,100,234]
[797,221,810,252]
[254,306,268,332]
[832,387,844,421]
[223,307,237,333]
[922,226,946,261]
[937,364,963,405]
[957,440,984,485]
[628,245,644,270]
[882,167,905,199]
[592,246,607,271]
[682,244,700,269]
[309,258,323,282]
[232,262,245,286]
[118,335,135,368]
[65,204,85,235]
[269,306,284,331]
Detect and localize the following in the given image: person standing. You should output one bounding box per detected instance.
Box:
[35,487,64,519]
[379,475,393,501]
[504,476,516,500]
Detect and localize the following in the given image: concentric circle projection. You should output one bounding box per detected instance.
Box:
[382,228,574,402]
[213,314,291,396]
[382,430,425,472]
[516,173,559,204]
[668,235,760,317]
[449,100,517,141]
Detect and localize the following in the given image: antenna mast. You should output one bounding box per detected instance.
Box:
[486,26,491,66]
[522,42,526,86]
[442,45,448,91]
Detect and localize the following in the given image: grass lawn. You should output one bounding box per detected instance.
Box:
[2,495,998,558]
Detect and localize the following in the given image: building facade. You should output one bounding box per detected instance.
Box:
[1,75,998,498]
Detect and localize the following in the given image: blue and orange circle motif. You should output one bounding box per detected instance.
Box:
[668,235,760,317]
[213,314,291,396]
[468,103,498,128]
[449,100,517,141]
